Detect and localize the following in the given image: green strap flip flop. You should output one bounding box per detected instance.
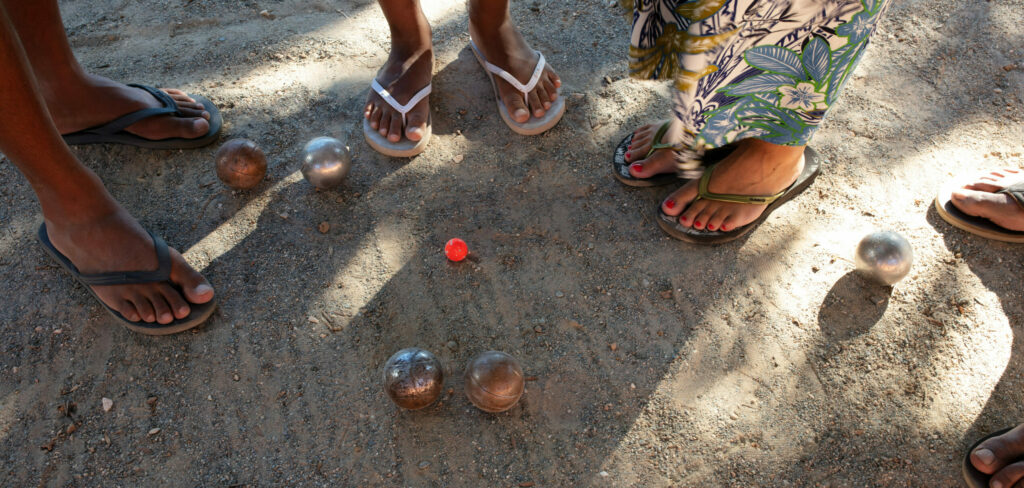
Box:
[37,223,216,335]
[612,121,682,187]
[61,84,222,149]
[612,121,736,187]
[656,147,821,244]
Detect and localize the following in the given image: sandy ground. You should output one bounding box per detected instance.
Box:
[1,0,1023,486]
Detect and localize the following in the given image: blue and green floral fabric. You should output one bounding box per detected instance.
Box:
[628,0,891,154]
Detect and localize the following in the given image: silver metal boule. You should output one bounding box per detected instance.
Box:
[301,137,351,189]
[855,231,913,285]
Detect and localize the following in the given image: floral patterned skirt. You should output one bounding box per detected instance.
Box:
[628,0,891,166]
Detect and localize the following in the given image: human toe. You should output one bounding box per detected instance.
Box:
[147,292,175,324]
[526,90,546,118]
[388,116,403,143]
[378,112,392,137]
[368,105,383,129]
[971,425,1024,475]
[535,84,552,110]
[169,249,214,305]
[989,461,1024,488]
[505,94,530,123]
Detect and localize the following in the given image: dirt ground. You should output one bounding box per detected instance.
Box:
[1,0,1023,486]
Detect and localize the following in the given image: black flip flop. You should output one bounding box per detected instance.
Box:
[37,223,216,335]
[935,176,1024,243]
[656,147,821,244]
[62,84,222,149]
[964,427,1015,488]
[612,122,737,187]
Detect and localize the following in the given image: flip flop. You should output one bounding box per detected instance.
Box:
[37,223,216,335]
[469,39,565,136]
[363,79,432,157]
[934,174,1024,243]
[612,120,738,187]
[61,84,222,149]
[963,427,1016,488]
[656,147,821,244]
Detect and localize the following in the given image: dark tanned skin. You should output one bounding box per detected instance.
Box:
[0,1,214,324]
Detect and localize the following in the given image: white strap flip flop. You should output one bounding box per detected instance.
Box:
[363,79,432,157]
[470,40,565,136]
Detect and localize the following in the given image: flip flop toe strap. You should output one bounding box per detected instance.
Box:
[76,232,173,286]
[83,84,180,136]
[999,182,1024,210]
[371,79,432,127]
[696,164,788,205]
[471,40,545,105]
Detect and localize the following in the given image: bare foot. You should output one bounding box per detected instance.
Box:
[950,168,1024,232]
[623,122,679,178]
[468,18,560,123]
[661,139,805,232]
[43,73,211,141]
[44,193,213,325]
[970,424,1024,487]
[364,12,433,144]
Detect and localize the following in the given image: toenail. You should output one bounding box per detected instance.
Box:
[975,448,995,465]
[721,225,730,231]
[695,221,703,228]
[708,224,717,231]
[664,200,675,209]
[680,216,688,223]
[630,163,642,172]
[992,481,1003,488]
[625,152,632,159]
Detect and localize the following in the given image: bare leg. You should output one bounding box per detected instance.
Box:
[0,4,213,324]
[468,0,560,123]
[0,0,210,141]
[363,0,433,143]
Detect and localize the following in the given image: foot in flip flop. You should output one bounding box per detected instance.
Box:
[660,139,815,242]
[623,122,679,175]
[966,425,1024,488]
[950,168,1024,232]
[41,200,215,335]
[50,74,218,147]
[468,5,562,134]
[363,10,433,157]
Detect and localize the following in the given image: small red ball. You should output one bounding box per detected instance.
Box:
[445,238,468,262]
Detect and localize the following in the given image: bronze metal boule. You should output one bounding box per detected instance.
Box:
[464,350,524,413]
[214,138,267,190]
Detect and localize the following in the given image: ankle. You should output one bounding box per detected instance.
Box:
[35,171,122,225]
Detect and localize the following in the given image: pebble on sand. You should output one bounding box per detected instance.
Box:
[101,398,113,412]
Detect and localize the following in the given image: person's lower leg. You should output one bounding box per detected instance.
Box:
[0,0,210,139]
[364,0,433,141]
[0,5,211,323]
[467,0,560,121]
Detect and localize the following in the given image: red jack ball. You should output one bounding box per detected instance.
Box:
[445,238,468,262]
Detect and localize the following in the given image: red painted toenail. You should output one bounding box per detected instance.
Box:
[708,224,717,231]
[680,216,688,223]
[664,200,675,209]
[721,225,730,231]
[625,152,632,159]
[695,221,703,228]
[630,163,642,172]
